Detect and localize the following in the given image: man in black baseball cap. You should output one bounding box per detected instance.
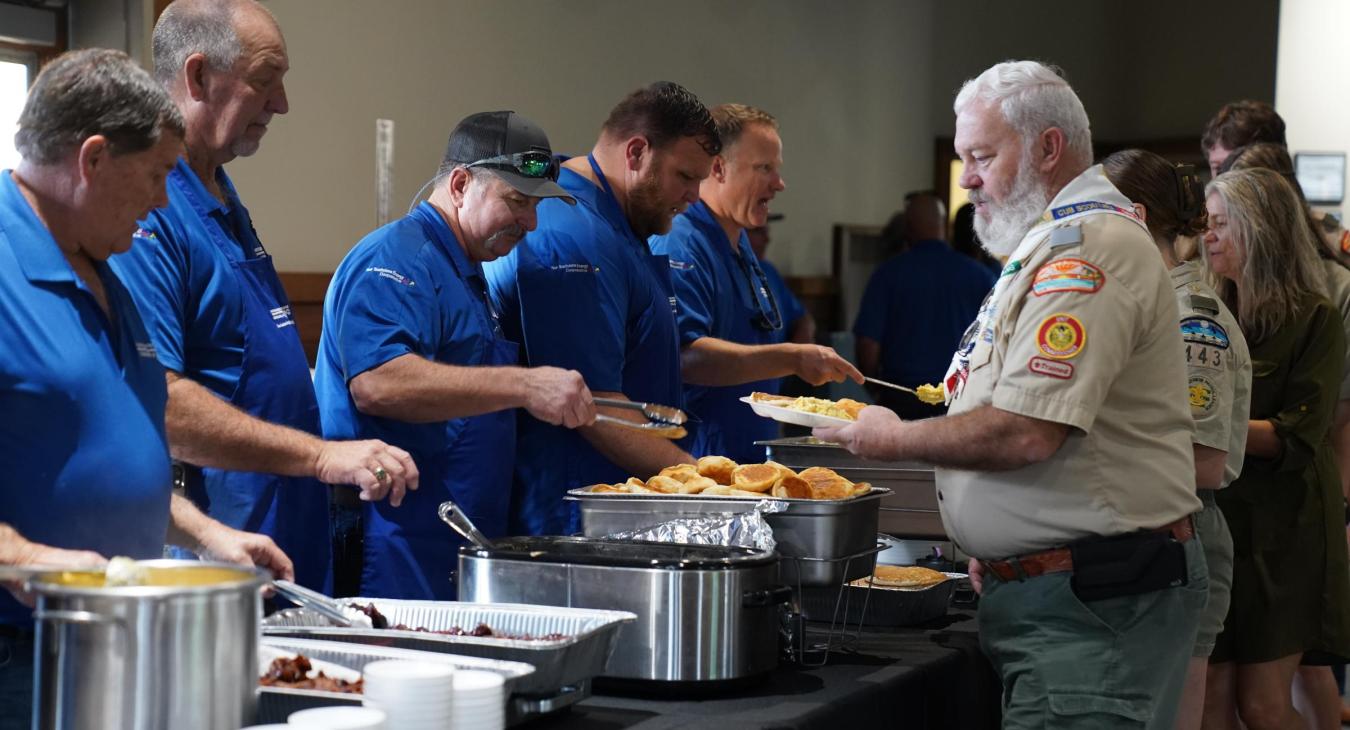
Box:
[441,110,576,205]
[313,110,596,599]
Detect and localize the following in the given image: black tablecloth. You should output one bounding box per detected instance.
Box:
[529,611,1001,730]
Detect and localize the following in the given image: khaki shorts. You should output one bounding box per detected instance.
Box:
[1193,492,1234,658]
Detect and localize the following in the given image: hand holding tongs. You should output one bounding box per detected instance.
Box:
[592,397,688,439]
[272,579,372,628]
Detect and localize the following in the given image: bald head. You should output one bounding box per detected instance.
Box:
[904,193,947,242]
[153,0,279,88]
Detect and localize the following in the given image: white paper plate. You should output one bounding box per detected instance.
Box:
[738,396,853,428]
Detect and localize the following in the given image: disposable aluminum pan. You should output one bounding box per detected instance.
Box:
[255,637,546,726]
[261,600,634,697]
[565,487,889,586]
[798,572,964,627]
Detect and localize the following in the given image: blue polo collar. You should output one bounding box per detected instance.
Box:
[410,201,484,287]
[1,170,81,285]
[168,157,242,219]
[687,200,753,258]
[558,163,647,251]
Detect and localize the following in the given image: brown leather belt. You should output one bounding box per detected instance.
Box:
[981,515,1194,582]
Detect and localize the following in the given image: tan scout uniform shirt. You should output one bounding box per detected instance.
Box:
[937,166,1202,559]
[1171,261,1250,487]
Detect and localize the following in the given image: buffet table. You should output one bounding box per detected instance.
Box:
[532,611,1000,729]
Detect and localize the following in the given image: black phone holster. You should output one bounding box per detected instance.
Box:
[1069,529,1188,602]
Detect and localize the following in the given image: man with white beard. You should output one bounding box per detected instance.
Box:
[816,60,1206,729]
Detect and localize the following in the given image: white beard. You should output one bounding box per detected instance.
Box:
[972,162,1051,258]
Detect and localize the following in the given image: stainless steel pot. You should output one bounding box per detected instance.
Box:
[31,560,267,730]
[458,537,789,683]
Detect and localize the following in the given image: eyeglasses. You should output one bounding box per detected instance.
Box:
[467,151,559,181]
[735,251,783,332]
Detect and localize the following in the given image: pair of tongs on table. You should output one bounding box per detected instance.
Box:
[593,397,688,439]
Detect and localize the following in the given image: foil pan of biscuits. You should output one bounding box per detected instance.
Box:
[566,457,889,586]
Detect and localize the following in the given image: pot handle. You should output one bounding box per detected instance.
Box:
[742,585,794,608]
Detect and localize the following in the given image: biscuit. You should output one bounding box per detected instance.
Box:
[731,463,779,492]
[870,565,948,588]
[770,475,813,499]
[696,455,738,485]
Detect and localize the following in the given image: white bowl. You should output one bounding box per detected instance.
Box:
[287,705,387,729]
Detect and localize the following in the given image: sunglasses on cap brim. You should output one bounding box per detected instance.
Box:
[466,151,559,181]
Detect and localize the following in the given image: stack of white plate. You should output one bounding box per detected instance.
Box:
[361,659,455,730]
[286,706,387,729]
[451,669,505,730]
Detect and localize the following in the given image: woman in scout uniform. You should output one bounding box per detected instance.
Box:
[1103,149,1252,730]
[1201,167,1350,730]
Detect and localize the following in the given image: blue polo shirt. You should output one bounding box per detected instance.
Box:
[649,201,780,463]
[0,171,172,625]
[485,164,683,535]
[853,239,996,387]
[107,158,263,395]
[317,202,518,598]
[316,202,507,449]
[108,158,331,591]
[760,258,806,346]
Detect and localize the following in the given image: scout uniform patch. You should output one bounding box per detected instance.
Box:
[1188,375,1216,414]
[1180,316,1230,349]
[1036,314,1086,359]
[1031,258,1105,296]
[1028,356,1074,379]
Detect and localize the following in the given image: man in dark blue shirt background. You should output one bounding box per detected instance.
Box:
[853,192,996,419]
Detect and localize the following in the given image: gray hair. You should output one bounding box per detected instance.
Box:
[153,0,273,87]
[1205,167,1326,343]
[954,60,1093,167]
[15,48,184,165]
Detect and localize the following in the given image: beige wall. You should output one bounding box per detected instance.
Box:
[930,0,1278,145]
[68,0,1280,276]
[225,0,935,276]
[1277,0,1348,214]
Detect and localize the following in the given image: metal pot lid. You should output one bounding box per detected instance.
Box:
[459,536,777,570]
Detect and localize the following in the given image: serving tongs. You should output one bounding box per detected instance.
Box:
[593,397,689,439]
[271,579,372,629]
[438,501,494,549]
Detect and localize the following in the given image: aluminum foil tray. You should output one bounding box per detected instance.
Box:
[798,572,964,627]
[256,637,560,726]
[261,600,634,697]
[567,487,889,586]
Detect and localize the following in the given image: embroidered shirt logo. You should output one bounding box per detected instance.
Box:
[669,260,695,271]
[270,305,295,329]
[133,228,156,240]
[365,267,416,287]
[135,342,158,359]
[550,263,598,274]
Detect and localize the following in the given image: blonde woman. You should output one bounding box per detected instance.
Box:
[1203,167,1350,730]
[1103,149,1252,730]
[1224,141,1350,730]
